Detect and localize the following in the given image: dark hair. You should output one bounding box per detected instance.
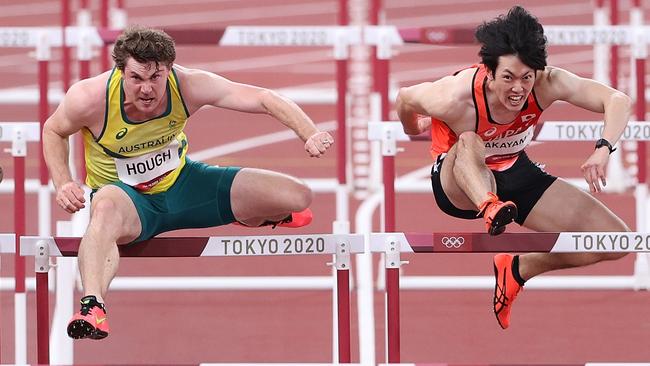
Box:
[475,6,547,75]
[112,26,176,70]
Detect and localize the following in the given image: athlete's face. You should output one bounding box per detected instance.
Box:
[122,58,170,113]
[489,55,536,112]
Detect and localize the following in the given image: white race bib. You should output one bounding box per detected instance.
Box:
[484,126,534,158]
[115,140,181,186]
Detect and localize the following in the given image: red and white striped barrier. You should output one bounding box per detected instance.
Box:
[20,234,363,365]
[371,232,650,254]
[0,122,40,365]
[369,231,650,364]
[398,25,638,46]
[379,364,650,366]
[21,234,364,257]
[368,120,650,143]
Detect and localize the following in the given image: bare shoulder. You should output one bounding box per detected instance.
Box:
[63,71,111,126]
[173,65,225,87]
[533,66,578,107]
[429,67,474,120]
[536,66,567,85]
[172,64,204,79]
[447,67,475,102]
[172,64,227,112]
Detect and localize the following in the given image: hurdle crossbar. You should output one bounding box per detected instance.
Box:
[21,234,363,365]
[370,231,650,364]
[371,232,650,253]
[368,121,650,143]
[398,24,641,45]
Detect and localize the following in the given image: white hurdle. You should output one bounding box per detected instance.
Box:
[369,231,650,364]
[0,122,41,365]
[20,233,364,365]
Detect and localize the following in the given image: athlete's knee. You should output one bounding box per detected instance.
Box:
[287,180,313,211]
[90,198,127,228]
[455,131,484,160]
[457,131,483,149]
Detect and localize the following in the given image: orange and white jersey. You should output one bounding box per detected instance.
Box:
[430,64,544,171]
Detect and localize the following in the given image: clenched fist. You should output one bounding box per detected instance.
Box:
[304,131,334,158]
[56,181,86,213]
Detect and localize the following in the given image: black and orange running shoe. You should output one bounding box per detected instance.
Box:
[235,208,313,229]
[67,295,109,340]
[478,192,517,236]
[493,254,524,329]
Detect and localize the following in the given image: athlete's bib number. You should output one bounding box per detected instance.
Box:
[114,140,181,187]
[484,126,534,158]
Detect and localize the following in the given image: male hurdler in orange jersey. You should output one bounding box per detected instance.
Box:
[396,6,631,329]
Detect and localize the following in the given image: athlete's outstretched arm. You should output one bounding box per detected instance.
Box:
[178,66,333,157]
[542,67,632,193]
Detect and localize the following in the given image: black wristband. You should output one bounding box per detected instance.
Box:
[595,138,617,154]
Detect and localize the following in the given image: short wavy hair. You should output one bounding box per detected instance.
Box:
[112,25,176,71]
[475,6,547,75]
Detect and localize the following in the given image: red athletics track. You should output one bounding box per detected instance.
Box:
[1,0,650,364]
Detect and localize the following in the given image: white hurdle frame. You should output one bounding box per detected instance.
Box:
[21,233,363,366]
[0,122,41,365]
[370,231,650,364]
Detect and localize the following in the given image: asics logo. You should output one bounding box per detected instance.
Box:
[441,236,465,248]
[482,127,498,137]
[521,113,537,123]
[116,127,128,140]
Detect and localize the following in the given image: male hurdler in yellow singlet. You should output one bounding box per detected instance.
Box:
[84,67,190,194]
[43,26,334,340]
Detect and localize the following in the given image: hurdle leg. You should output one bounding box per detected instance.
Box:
[35,240,51,365]
[384,235,405,364]
[10,125,28,365]
[334,238,351,363]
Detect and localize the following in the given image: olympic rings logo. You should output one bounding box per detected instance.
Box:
[441,236,465,248]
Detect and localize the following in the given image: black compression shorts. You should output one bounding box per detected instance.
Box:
[430,151,557,225]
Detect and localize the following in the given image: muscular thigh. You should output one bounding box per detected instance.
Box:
[523,179,629,232]
[439,143,495,210]
[110,159,241,242]
[230,167,310,220]
[91,184,142,244]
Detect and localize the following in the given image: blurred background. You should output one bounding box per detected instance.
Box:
[1,0,650,364]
